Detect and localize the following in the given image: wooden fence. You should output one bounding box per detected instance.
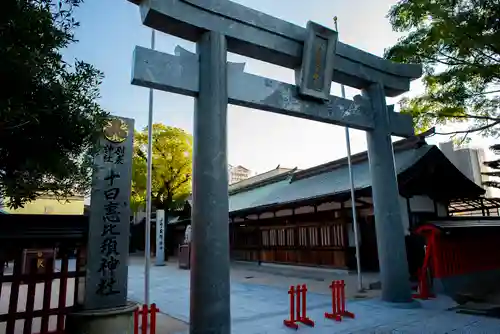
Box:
[0,214,88,334]
[433,235,500,278]
[230,219,350,268]
[416,222,500,279]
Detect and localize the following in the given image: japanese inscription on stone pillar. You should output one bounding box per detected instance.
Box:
[84,116,134,310]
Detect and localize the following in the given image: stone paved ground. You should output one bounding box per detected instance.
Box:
[154,312,189,334]
[2,258,500,333]
[225,261,381,297]
[127,257,500,333]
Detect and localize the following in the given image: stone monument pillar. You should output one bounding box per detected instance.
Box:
[66,116,138,334]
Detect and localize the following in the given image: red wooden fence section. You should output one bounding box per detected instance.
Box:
[0,214,88,334]
[416,224,500,279]
[0,247,86,334]
[432,235,500,278]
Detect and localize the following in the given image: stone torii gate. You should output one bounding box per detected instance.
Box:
[128,0,423,332]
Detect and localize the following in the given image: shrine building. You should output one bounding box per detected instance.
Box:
[168,133,500,272]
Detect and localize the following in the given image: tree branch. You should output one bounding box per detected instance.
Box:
[471,44,500,64]
[436,49,472,67]
[171,175,191,192]
[2,120,31,131]
[164,161,190,188]
[136,148,147,161]
[435,120,500,135]
[416,110,500,122]
[420,52,462,67]
[446,113,500,121]
[473,89,500,96]
[451,20,500,64]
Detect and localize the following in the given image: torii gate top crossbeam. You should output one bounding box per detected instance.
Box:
[131,46,415,137]
[128,0,422,97]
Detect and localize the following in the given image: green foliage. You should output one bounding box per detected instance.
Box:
[132,124,193,214]
[0,0,108,208]
[385,0,500,141]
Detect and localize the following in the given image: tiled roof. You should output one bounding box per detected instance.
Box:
[230,178,292,212]
[229,143,431,213]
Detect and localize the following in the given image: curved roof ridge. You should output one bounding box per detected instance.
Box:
[291,135,427,182]
[229,167,297,195]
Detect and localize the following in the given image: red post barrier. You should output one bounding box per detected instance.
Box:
[325,281,341,321]
[335,281,341,316]
[339,280,354,319]
[325,280,354,321]
[297,284,314,327]
[134,304,160,334]
[283,284,315,329]
[134,307,139,334]
[283,285,299,329]
[151,303,157,334]
[142,304,148,334]
[295,284,300,323]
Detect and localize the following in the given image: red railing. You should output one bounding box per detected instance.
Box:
[134,304,159,334]
[433,237,500,278]
[0,248,85,334]
[416,225,500,279]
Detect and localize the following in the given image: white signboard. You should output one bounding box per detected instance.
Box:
[155,209,165,266]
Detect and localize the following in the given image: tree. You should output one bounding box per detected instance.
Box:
[0,0,108,208]
[132,124,193,214]
[482,144,500,189]
[385,0,500,143]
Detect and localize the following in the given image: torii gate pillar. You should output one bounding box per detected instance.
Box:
[190,31,231,333]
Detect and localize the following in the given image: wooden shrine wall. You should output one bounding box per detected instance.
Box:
[230,212,349,268]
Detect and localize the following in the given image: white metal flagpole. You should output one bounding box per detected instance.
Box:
[334,17,363,292]
[145,28,156,306]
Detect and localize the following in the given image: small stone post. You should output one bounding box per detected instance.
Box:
[155,209,166,266]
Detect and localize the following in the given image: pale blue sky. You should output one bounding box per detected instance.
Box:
[63,0,496,174]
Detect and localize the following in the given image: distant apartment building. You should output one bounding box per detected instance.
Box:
[439,141,492,197]
[229,165,297,192]
[228,164,253,184]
